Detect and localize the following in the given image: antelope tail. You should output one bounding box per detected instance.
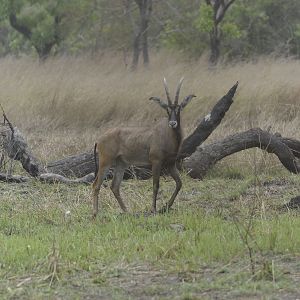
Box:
[94,143,98,179]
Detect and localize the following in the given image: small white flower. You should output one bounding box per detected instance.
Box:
[65,210,71,216]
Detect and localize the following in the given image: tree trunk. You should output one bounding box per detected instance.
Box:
[35,43,55,61]
[142,22,149,66]
[209,25,220,65]
[131,32,141,70]
[141,0,151,66]
[178,82,238,159]
[131,0,152,70]
[205,0,236,65]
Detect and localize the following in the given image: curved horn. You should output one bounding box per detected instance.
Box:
[174,77,184,105]
[163,77,172,105]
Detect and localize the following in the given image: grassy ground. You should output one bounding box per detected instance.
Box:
[1,54,300,299]
[1,168,300,299]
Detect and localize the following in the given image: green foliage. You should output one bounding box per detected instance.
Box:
[221,22,242,39]
[18,3,57,44]
[0,0,300,60]
[194,4,214,33]
[160,3,209,57]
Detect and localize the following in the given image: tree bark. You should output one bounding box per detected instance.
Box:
[178,81,238,159]
[184,128,300,179]
[205,0,236,65]
[131,0,152,70]
[141,0,151,66]
[209,25,220,65]
[131,32,141,70]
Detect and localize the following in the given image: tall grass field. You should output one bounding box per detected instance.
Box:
[0,53,300,299]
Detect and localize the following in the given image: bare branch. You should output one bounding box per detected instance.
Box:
[0,103,14,137]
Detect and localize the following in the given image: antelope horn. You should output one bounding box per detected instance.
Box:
[163,77,172,105]
[174,77,184,105]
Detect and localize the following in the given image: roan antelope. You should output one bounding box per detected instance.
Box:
[92,78,195,217]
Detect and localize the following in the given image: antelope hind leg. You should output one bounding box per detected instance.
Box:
[111,160,127,212]
[92,165,110,218]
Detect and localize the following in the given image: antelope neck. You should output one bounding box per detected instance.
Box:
[171,123,182,149]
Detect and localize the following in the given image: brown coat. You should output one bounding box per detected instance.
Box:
[97,117,182,167]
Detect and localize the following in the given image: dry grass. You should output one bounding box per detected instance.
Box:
[0,52,299,163]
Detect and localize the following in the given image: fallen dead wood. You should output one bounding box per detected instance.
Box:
[0,125,42,177]
[39,172,95,184]
[183,128,300,179]
[178,81,238,159]
[284,196,300,210]
[0,172,30,183]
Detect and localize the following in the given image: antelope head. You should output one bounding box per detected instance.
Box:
[149,77,196,129]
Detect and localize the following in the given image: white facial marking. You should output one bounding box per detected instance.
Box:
[204,113,211,122]
[169,121,178,128]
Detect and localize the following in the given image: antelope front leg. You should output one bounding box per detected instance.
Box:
[151,161,162,214]
[159,164,182,213]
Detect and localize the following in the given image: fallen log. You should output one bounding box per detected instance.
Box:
[0,172,30,183]
[285,196,300,210]
[183,128,300,179]
[0,116,42,177]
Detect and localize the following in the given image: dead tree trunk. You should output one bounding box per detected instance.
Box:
[178,81,238,159]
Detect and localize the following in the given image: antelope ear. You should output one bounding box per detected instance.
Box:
[180,95,196,110]
[149,97,168,110]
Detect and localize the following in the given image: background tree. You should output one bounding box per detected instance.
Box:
[0,0,98,60]
[125,0,152,70]
[0,0,300,63]
[204,0,236,64]
[5,1,64,60]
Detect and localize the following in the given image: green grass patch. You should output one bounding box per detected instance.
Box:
[0,174,300,299]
